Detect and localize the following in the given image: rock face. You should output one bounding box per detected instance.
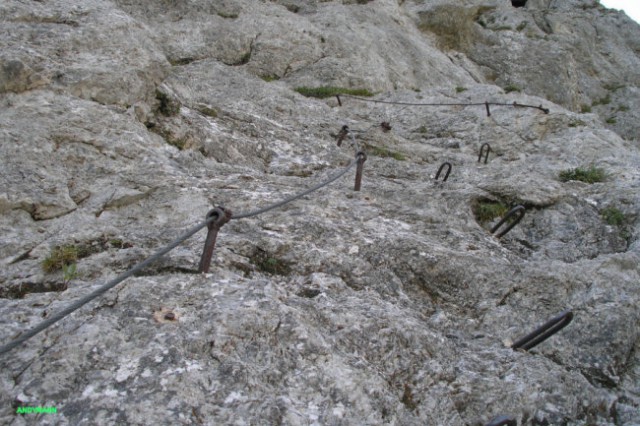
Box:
[1,0,639,425]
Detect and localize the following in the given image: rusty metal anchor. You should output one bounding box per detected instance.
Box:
[512,310,574,351]
[490,205,525,238]
[435,162,452,182]
[354,151,367,191]
[478,143,491,164]
[198,207,232,273]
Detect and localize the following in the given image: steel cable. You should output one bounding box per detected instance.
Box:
[232,156,360,219]
[0,154,361,355]
[338,94,549,113]
[0,217,214,356]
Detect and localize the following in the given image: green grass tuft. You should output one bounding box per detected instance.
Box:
[294,86,374,99]
[559,166,606,184]
[365,144,406,161]
[455,86,467,93]
[195,104,218,118]
[580,104,592,113]
[251,250,291,276]
[473,200,509,224]
[592,94,611,106]
[42,245,78,274]
[260,75,280,82]
[568,119,586,128]
[504,84,521,93]
[601,206,625,226]
[217,11,239,19]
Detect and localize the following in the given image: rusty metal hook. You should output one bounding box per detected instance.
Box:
[478,143,491,164]
[336,94,342,106]
[336,125,349,147]
[485,415,516,426]
[485,101,491,117]
[435,162,452,182]
[512,310,573,351]
[198,207,232,273]
[490,205,525,238]
[354,151,367,191]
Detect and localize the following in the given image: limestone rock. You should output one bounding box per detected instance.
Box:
[0,0,639,425]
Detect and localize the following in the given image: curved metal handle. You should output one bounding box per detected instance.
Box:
[512,310,573,351]
[478,143,491,164]
[490,205,525,238]
[435,162,452,182]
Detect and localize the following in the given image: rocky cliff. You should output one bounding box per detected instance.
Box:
[1,0,639,424]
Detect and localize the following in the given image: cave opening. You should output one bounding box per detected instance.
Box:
[511,0,527,7]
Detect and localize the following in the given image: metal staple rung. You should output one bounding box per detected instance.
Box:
[490,205,525,238]
[511,310,574,351]
[478,143,491,164]
[435,162,452,182]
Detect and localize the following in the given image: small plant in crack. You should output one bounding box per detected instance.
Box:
[251,249,292,276]
[559,165,606,184]
[473,200,509,224]
[601,206,625,227]
[504,84,521,93]
[42,245,78,274]
[62,263,78,286]
[43,245,79,286]
[294,86,374,99]
[364,144,406,161]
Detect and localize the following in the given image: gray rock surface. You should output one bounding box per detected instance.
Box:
[1,0,639,425]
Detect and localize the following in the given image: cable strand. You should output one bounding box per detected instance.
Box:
[339,94,549,113]
[0,217,214,356]
[232,157,358,219]
[0,154,361,355]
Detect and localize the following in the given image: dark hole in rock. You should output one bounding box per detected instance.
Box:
[511,0,527,7]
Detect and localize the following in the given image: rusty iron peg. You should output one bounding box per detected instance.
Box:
[336,125,349,147]
[478,143,491,164]
[485,101,491,117]
[435,162,452,182]
[336,94,342,106]
[485,415,516,426]
[512,310,573,351]
[198,207,233,273]
[354,151,367,191]
[490,205,525,238]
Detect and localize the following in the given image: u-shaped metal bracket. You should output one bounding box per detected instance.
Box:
[198,207,233,273]
[485,416,516,426]
[435,162,452,182]
[511,310,573,351]
[354,151,367,191]
[478,143,491,164]
[490,205,525,238]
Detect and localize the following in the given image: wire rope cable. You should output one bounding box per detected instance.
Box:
[339,94,549,113]
[232,156,359,219]
[0,154,361,355]
[0,217,215,356]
